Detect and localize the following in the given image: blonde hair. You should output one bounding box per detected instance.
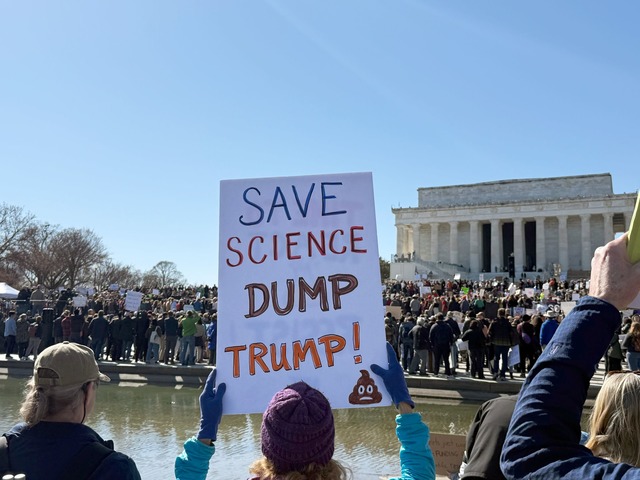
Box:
[19,376,87,426]
[249,457,350,480]
[586,372,640,466]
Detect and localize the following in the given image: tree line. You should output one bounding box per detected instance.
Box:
[0,203,184,290]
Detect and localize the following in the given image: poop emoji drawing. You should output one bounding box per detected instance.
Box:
[348,369,382,405]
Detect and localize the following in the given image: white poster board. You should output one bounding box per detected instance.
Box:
[152,288,160,296]
[124,291,143,312]
[73,295,87,308]
[217,172,389,415]
[524,288,535,298]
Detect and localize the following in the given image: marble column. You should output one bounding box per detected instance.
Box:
[396,225,404,257]
[513,218,524,275]
[449,221,459,265]
[603,212,614,243]
[558,215,569,273]
[535,216,546,272]
[411,224,420,261]
[491,219,501,273]
[580,214,591,270]
[469,221,480,273]
[430,223,439,262]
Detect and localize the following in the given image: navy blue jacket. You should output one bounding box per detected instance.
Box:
[4,421,140,479]
[501,296,638,479]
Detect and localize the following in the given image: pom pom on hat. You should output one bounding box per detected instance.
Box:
[261,381,335,472]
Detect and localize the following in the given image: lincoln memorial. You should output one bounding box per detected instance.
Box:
[391,173,637,281]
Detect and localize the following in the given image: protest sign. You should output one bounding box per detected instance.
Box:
[524,288,534,298]
[217,172,388,415]
[73,295,87,308]
[152,288,160,295]
[429,433,466,476]
[508,345,520,367]
[386,305,403,321]
[109,283,119,291]
[183,304,195,312]
[124,291,143,312]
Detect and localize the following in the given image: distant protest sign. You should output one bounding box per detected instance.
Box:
[124,291,143,312]
[73,295,87,308]
[429,433,466,476]
[217,173,389,415]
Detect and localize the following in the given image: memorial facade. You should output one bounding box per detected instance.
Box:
[392,174,636,280]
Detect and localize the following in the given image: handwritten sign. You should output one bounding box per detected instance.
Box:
[429,433,466,476]
[217,173,388,414]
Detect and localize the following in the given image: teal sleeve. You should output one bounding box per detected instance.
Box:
[175,436,215,480]
[389,412,436,480]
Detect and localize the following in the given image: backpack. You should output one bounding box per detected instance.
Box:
[0,434,114,479]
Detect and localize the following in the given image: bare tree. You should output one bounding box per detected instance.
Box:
[50,228,108,289]
[0,203,36,260]
[148,261,183,288]
[91,260,141,290]
[10,222,66,288]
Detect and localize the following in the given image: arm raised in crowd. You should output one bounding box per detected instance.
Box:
[501,234,640,479]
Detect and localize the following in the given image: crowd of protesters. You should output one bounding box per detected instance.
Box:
[0,284,219,366]
[381,275,639,381]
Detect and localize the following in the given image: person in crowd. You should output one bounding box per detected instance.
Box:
[206,314,217,366]
[398,314,416,371]
[445,311,462,375]
[584,369,640,466]
[174,342,435,480]
[3,310,17,359]
[146,320,162,364]
[61,310,71,342]
[408,316,430,376]
[516,314,536,377]
[88,310,109,361]
[460,320,486,379]
[16,313,30,360]
[0,341,141,479]
[458,395,518,480]
[23,315,42,360]
[69,308,85,344]
[163,311,179,364]
[133,311,149,363]
[487,308,514,381]
[194,317,206,363]
[501,233,640,478]
[53,310,64,345]
[29,285,46,316]
[606,328,624,373]
[120,312,136,361]
[622,321,640,370]
[109,314,123,361]
[538,309,560,349]
[429,312,454,378]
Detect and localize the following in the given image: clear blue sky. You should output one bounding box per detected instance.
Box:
[1,1,638,285]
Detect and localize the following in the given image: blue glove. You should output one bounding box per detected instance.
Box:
[197,368,226,441]
[370,342,414,408]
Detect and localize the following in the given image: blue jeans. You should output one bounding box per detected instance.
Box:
[180,335,195,365]
[401,342,414,370]
[493,345,510,377]
[122,339,133,360]
[627,351,640,371]
[147,343,160,363]
[90,337,105,360]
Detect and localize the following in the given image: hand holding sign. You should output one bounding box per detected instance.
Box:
[370,343,414,409]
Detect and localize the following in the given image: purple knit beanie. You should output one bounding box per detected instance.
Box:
[261,381,335,472]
